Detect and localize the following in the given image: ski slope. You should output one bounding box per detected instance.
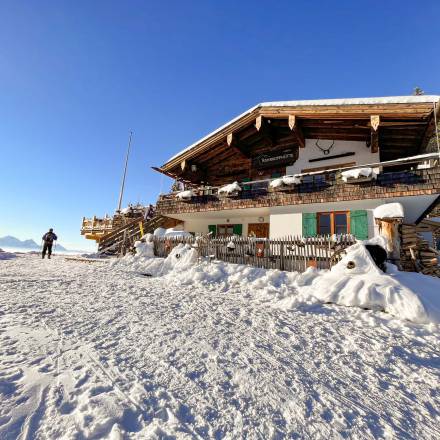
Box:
[1,253,440,439]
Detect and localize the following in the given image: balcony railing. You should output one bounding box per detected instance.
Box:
[81,216,113,235]
[157,153,440,214]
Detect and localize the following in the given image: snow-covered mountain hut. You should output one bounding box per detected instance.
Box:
[153,96,440,242]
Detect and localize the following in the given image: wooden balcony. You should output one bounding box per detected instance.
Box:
[80,216,114,240]
[156,154,440,216]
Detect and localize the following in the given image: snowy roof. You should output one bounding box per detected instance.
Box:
[164,95,440,164]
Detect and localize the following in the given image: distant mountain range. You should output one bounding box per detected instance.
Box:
[0,235,67,251]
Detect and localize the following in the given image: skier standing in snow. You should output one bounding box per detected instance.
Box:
[42,228,58,259]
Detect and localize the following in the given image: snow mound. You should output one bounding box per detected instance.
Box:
[176,190,193,200]
[218,181,241,195]
[116,241,440,325]
[270,175,302,188]
[374,202,405,219]
[134,240,154,258]
[341,167,378,182]
[280,242,440,324]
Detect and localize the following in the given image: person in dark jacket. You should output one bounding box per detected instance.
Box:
[42,228,58,259]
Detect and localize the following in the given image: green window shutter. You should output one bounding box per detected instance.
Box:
[302,213,317,237]
[242,177,251,190]
[271,172,282,178]
[233,224,243,236]
[350,210,368,240]
[208,225,217,236]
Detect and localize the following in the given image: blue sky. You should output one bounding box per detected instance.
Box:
[1,0,439,250]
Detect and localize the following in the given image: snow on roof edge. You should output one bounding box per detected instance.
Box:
[165,95,440,165]
[259,95,440,107]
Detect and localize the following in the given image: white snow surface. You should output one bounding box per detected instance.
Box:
[121,242,440,325]
[218,181,241,195]
[1,248,440,438]
[134,241,154,258]
[270,175,302,188]
[374,202,405,219]
[341,167,378,182]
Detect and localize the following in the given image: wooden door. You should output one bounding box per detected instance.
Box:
[248,223,269,238]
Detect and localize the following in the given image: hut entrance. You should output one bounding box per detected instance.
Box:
[248,223,269,238]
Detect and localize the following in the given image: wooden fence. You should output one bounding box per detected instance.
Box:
[152,235,356,272]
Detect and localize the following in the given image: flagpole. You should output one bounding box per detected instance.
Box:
[117,131,133,212]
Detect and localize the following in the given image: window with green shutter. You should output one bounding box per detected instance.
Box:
[350,210,368,240]
[302,213,317,237]
[232,224,243,236]
[208,225,217,236]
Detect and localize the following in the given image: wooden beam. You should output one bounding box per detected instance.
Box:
[255,115,263,131]
[370,115,380,131]
[226,133,233,146]
[370,115,380,153]
[419,111,437,152]
[226,133,250,160]
[370,131,379,153]
[288,115,305,148]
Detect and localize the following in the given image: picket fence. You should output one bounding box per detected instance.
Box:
[152,235,356,272]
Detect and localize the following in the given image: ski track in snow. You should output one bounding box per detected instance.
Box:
[1,254,440,439]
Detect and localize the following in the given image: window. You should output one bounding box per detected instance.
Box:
[318,213,331,235]
[334,213,348,234]
[317,212,350,235]
[216,224,242,236]
[217,225,234,236]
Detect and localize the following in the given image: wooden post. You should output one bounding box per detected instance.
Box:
[376,218,402,266]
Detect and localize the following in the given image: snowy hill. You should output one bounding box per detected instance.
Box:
[0,235,67,251]
[0,250,439,438]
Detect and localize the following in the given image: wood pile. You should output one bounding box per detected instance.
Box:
[400,223,440,277]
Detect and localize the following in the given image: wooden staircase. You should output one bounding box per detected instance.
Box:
[97,215,168,256]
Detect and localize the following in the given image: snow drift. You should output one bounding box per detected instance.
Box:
[116,241,440,325]
[279,242,440,325]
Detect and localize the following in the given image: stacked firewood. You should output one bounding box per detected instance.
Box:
[400,224,440,277]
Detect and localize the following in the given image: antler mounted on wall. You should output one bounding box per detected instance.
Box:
[315,139,335,155]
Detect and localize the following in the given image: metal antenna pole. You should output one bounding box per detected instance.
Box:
[117,131,133,211]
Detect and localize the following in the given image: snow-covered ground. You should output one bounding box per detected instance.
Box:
[1,252,440,439]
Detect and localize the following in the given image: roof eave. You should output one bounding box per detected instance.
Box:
[160,96,440,172]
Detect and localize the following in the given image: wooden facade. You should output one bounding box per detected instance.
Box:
[154,98,439,188]
[156,156,440,216]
